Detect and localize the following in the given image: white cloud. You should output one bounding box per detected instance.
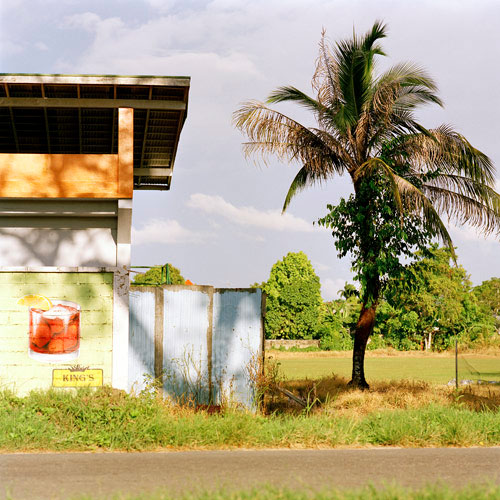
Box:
[132,218,205,245]
[449,223,499,243]
[34,41,48,51]
[59,10,262,82]
[321,278,348,301]
[186,193,317,232]
[64,12,108,31]
[0,39,23,57]
[312,260,330,272]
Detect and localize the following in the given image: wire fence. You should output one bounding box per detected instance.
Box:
[451,338,500,388]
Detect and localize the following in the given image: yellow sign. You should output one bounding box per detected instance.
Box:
[52,368,103,387]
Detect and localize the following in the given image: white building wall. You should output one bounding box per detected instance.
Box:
[0,227,117,266]
[0,199,131,268]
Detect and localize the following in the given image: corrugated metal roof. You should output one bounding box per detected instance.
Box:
[0,74,190,191]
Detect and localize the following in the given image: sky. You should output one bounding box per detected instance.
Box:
[1,0,499,299]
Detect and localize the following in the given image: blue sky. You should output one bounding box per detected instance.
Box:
[1,0,499,297]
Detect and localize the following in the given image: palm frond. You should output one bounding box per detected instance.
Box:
[267,86,337,130]
[363,63,442,151]
[391,174,456,260]
[423,184,500,235]
[312,29,341,109]
[282,166,323,213]
[233,100,351,175]
[396,125,495,185]
[333,22,387,130]
[371,62,442,112]
[267,86,320,111]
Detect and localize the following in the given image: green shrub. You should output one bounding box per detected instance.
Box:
[263,252,323,340]
[318,324,353,351]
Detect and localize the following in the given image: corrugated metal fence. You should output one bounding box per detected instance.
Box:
[128,285,264,409]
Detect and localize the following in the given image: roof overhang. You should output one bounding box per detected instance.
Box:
[0,74,190,191]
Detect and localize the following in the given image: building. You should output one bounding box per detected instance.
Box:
[0,74,190,393]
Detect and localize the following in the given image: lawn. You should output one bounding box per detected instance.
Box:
[271,352,500,384]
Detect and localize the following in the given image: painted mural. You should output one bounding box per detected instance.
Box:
[18,295,81,362]
[0,272,114,394]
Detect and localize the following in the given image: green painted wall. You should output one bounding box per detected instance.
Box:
[0,272,113,394]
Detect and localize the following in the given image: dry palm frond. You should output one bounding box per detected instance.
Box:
[312,29,342,111]
[398,125,495,184]
[233,100,351,177]
[423,185,500,235]
[393,175,456,258]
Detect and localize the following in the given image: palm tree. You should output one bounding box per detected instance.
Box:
[233,21,500,388]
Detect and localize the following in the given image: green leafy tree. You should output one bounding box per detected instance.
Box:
[263,251,323,340]
[319,294,360,350]
[249,281,266,289]
[473,278,500,331]
[234,21,500,387]
[380,246,495,349]
[133,264,185,285]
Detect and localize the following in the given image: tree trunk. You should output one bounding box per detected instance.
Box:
[348,304,377,389]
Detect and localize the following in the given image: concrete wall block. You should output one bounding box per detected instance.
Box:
[0,270,115,395]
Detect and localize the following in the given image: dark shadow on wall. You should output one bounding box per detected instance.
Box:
[0,227,116,267]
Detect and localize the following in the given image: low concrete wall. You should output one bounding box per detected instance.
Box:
[265,339,320,350]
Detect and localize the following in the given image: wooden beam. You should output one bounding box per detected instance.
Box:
[118,108,134,199]
[111,85,117,152]
[133,185,170,191]
[0,97,186,110]
[139,86,152,170]
[77,85,82,154]
[41,84,51,153]
[4,84,19,153]
[133,167,172,176]
[0,74,190,87]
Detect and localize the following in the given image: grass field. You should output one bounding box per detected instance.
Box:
[72,483,500,500]
[270,352,500,384]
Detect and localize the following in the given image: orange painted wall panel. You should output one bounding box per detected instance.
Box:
[0,153,121,198]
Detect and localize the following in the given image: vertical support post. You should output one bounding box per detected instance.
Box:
[117,199,132,267]
[118,107,134,198]
[154,286,164,394]
[455,337,459,390]
[260,290,267,374]
[112,267,130,390]
[206,287,214,403]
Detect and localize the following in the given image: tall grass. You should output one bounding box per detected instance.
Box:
[73,483,500,500]
[1,382,499,452]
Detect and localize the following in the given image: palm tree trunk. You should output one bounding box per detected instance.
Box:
[348,303,377,389]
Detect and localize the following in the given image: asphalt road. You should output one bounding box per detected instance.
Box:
[2,448,500,499]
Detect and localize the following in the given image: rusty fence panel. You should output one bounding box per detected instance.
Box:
[128,285,263,408]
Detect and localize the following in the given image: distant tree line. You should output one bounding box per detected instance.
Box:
[131,252,499,352]
[254,249,499,351]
